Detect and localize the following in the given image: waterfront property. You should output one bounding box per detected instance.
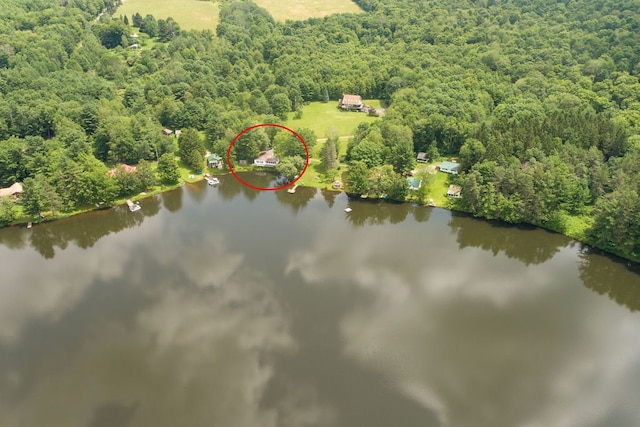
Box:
[208,154,224,169]
[407,177,422,190]
[0,182,23,199]
[447,185,462,197]
[439,161,461,174]
[108,164,137,178]
[254,150,279,167]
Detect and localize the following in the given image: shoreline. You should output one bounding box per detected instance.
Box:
[3,170,638,265]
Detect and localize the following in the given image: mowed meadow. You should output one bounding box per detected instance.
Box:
[117,0,220,31]
[286,100,383,139]
[116,0,363,29]
[253,0,363,21]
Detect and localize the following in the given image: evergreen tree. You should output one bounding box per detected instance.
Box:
[158,153,180,185]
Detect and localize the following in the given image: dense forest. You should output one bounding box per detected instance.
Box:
[0,0,639,261]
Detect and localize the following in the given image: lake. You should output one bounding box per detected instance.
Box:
[1,173,640,427]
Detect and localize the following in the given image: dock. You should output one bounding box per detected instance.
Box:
[287,184,298,194]
[126,199,141,212]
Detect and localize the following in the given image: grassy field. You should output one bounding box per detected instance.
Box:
[254,0,363,21]
[117,0,219,31]
[286,100,382,138]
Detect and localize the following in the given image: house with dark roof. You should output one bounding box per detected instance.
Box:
[416,152,428,163]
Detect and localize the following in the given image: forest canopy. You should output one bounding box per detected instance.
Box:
[0,0,639,260]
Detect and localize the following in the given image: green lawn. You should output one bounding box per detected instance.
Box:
[254,0,363,21]
[117,0,219,31]
[286,100,382,139]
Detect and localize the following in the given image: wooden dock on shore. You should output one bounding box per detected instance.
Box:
[287,185,299,194]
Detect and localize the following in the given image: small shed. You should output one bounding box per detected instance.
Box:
[447,185,462,198]
[439,161,460,174]
[162,129,173,136]
[416,152,428,163]
[175,129,182,137]
[129,44,139,49]
[207,154,223,169]
[407,177,422,190]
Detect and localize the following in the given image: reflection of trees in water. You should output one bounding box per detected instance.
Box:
[578,248,640,312]
[448,213,568,266]
[217,176,243,201]
[1,198,162,259]
[0,225,28,250]
[162,187,183,213]
[320,189,338,208]
[412,205,432,223]
[184,181,207,204]
[345,198,412,227]
[275,186,316,214]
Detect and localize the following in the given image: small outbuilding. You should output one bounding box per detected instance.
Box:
[447,185,462,198]
[162,129,173,136]
[416,152,428,163]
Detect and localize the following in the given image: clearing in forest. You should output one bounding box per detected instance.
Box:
[286,100,382,139]
[253,0,364,21]
[116,0,219,31]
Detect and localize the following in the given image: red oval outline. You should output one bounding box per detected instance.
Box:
[226,123,310,191]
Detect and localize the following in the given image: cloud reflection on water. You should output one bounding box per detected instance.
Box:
[0,217,336,427]
[286,219,640,427]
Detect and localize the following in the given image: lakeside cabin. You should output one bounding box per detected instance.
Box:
[0,182,23,199]
[447,185,462,198]
[407,177,422,190]
[254,149,279,167]
[207,154,224,169]
[438,161,461,174]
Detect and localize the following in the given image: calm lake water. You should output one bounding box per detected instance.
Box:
[1,173,640,427]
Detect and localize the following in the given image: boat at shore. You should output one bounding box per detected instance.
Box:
[206,177,220,186]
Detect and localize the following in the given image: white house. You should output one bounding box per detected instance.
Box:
[254,150,279,167]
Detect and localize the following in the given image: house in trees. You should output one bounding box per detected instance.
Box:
[108,164,137,178]
[438,161,461,174]
[254,149,279,167]
[0,182,23,199]
[407,177,422,190]
[207,154,223,169]
[162,129,173,136]
[338,94,364,111]
[416,152,428,163]
[447,185,462,198]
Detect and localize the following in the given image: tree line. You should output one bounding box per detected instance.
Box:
[0,0,638,260]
